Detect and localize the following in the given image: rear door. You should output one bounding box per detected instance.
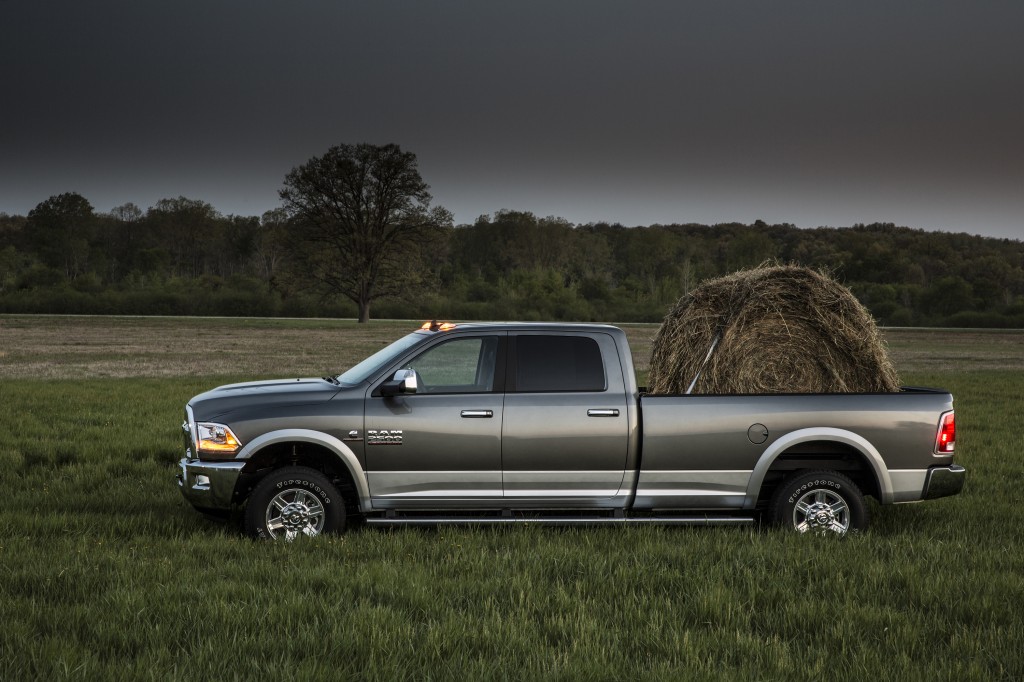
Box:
[501,332,629,502]
[364,333,506,507]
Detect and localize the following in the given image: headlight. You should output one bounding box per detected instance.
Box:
[195,422,242,456]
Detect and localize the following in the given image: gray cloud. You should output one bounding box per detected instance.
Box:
[1,1,1021,238]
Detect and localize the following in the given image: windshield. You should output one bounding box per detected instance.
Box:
[336,331,428,386]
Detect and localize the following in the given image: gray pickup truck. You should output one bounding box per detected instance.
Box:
[177,322,964,539]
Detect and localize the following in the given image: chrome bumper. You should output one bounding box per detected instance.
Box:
[177,457,245,510]
[922,464,966,500]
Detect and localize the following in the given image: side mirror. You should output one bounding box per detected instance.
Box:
[380,368,418,397]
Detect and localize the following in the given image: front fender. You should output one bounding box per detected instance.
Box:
[236,429,372,512]
[743,427,893,509]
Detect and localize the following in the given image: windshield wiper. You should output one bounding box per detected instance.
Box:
[322,375,341,386]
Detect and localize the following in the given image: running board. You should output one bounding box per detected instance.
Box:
[364,515,755,527]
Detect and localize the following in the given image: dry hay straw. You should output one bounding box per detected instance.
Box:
[647,264,900,394]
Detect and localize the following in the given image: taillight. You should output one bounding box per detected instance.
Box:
[935,411,955,454]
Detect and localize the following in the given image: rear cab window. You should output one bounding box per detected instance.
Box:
[513,335,606,392]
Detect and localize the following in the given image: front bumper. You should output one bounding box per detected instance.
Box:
[922,464,966,500]
[177,457,245,510]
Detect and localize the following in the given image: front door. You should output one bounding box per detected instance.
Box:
[364,333,505,508]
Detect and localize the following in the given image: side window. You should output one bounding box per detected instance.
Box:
[515,335,606,392]
[404,337,499,394]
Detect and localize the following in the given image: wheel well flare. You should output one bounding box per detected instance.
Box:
[240,441,361,512]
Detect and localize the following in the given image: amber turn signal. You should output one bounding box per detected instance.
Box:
[196,422,242,455]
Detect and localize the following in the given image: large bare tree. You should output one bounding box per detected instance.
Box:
[279,143,452,322]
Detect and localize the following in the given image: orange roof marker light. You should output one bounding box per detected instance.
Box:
[420,320,457,332]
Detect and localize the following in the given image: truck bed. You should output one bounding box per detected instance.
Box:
[635,388,955,510]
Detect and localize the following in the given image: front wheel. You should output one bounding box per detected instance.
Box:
[245,467,346,540]
[769,470,868,536]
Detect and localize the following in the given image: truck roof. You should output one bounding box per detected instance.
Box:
[420,321,624,334]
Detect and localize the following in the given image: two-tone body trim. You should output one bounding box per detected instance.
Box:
[366,470,502,500]
[502,470,630,498]
[236,429,372,512]
[743,427,893,508]
[366,470,638,508]
[888,469,932,503]
[633,470,751,509]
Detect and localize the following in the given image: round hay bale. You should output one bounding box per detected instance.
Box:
[647,265,900,394]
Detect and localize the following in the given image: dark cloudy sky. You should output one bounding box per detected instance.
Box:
[2,1,1022,239]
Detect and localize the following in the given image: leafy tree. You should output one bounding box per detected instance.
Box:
[110,202,143,224]
[925,276,975,317]
[5,189,1024,326]
[724,228,778,271]
[216,215,260,278]
[251,209,291,281]
[145,197,220,278]
[0,245,27,292]
[25,192,95,278]
[100,202,145,281]
[279,143,452,322]
[0,212,27,247]
[451,211,579,280]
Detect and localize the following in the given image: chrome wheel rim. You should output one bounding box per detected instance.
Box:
[793,489,850,535]
[265,489,325,541]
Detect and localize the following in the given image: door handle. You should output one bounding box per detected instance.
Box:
[587,409,620,417]
[461,410,493,418]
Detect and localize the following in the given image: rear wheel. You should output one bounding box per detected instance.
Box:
[245,467,346,540]
[769,470,867,536]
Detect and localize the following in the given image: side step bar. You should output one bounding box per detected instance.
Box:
[365,515,755,527]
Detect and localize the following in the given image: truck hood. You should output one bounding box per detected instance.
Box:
[188,378,345,421]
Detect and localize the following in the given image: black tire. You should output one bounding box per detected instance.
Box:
[769,470,868,536]
[245,467,346,540]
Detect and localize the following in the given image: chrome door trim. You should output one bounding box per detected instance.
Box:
[460,410,493,418]
[587,409,620,417]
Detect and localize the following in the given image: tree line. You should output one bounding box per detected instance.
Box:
[1,146,1022,327]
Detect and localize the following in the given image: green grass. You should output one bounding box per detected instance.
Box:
[1,318,1022,679]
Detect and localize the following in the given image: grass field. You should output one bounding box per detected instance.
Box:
[1,315,1022,680]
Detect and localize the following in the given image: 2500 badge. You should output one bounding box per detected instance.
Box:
[367,429,403,445]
